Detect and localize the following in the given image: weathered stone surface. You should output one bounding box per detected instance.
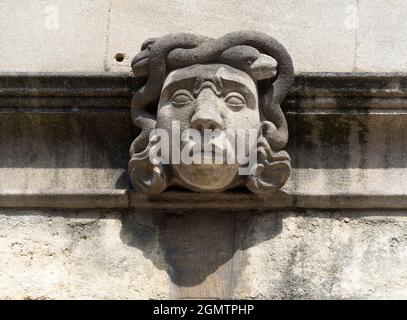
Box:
[1,1,406,72]
[107,0,356,72]
[357,0,407,72]
[257,0,357,72]
[0,210,170,299]
[234,211,407,299]
[0,0,109,72]
[1,209,406,299]
[0,112,132,191]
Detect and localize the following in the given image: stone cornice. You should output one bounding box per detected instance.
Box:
[1,72,406,209]
[1,72,406,112]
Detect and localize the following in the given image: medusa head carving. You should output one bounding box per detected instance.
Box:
[128,31,294,195]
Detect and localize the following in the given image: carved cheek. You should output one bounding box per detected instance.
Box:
[218,106,233,128]
[221,106,260,131]
[243,109,261,130]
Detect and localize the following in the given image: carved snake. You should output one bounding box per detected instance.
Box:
[130,31,294,154]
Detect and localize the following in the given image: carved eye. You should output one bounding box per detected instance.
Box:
[225,92,246,111]
[171,90,194,106]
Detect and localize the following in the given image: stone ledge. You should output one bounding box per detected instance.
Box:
[1,72,407,113]
[1,190,407,210]
[1,72,405,209]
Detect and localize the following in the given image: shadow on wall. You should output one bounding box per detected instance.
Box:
[120,209,282,288]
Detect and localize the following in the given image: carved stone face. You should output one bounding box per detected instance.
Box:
[156,64,260,191]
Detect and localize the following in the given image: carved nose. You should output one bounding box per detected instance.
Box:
[191,115,222,130]
[190,89,223,130]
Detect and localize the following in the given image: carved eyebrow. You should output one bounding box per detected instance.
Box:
[161,78,195,96]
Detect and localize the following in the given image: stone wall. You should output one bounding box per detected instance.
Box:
[2,209,407,299]
[1,0,407,73]
[1,1,407,299]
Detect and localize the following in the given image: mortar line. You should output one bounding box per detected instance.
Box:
[353,0,360,72]
[103,0,112,72]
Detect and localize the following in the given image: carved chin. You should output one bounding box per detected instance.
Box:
[173,164,239,192]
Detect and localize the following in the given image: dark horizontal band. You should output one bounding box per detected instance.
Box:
[1,189,406,210]
[0,72,406,113]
